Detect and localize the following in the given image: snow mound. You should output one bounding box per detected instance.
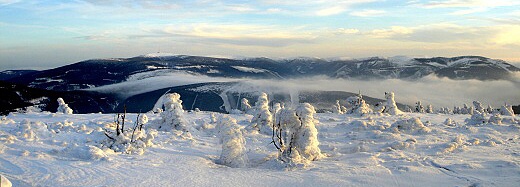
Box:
[56,144,110,160]
[393,117,431,134]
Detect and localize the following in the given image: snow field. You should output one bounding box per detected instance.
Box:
[0,110,519,186]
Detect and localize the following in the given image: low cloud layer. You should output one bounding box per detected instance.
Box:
[89,72,520,108]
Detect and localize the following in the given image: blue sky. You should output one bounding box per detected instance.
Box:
[1,0,520,70]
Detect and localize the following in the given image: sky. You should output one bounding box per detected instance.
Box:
[1,0,520,70]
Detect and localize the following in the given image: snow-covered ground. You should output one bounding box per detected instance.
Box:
[0,111,519,186]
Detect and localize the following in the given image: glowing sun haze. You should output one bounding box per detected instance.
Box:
[1,0,520,70]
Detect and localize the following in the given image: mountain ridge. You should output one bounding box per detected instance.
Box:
[2,55,518,92]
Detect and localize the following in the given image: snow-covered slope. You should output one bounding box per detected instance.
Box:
[1,111,518,186]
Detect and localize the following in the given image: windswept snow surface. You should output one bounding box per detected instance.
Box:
[1,111,518,186]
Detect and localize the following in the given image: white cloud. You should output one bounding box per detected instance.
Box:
[316,6,347,16]
[449,7,487,15]
[349,9,386,17]
[366,24,494,43]
[334,28,360,35]
[419,0,520,8]
[135,23,317,47]
[0,0,20,6]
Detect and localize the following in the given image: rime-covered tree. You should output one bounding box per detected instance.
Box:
[415,101,425,113]
[382,92,402,115]
[426,104,433,114]
[251,93,273,134]
[240,98,252,113]
[274,104,322,163]
[56,98,73,114]
[473,101,484,113]
[332,100,344,114]
[217,116,248,168]
[294,103,322,161]
[157,93,188,131]
[500,104,515,116]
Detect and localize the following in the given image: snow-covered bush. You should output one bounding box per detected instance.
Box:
[473,101,484,113]
[352,99,373,116]
[500,104,515,117]
[345,94,372,116]
[250,93,273,134]
[438,107,452,114]
[460,104,474,115]
[272,103,322,164]
[393,117,431,134]
[271,102,283,115]
[293,103,322,161]
[102,114,156,155]
[57,98,73,114]
[216,116,248,168]
[426,104,433,114]
[332,100,344,114]
[240,98,252,113]
[485,105,494,114]
[156,93,188,132]
[415,101,424,113]
[382,92,402,115]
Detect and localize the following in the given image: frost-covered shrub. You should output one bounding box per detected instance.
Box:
[473,101,484,113]
[250,93,273,134]
[393,118,431,134]
[332,100,344,114]
[426,104,433,114]
[345,94,372,116]
[485,105,494,114]
[500,104,515,117]
[156,93,188,131]
[460,104,474,115]
[240,98,252,113]
[353,100,373,116]
[294,103,322,161]
[271,103,283,115]
[383,92,402,115]
[273,104,322,164]
[102,115,156,155]
[57,98,73,114]
[438,107,452,114]
[216,116,248,168]
[415,101,424,113]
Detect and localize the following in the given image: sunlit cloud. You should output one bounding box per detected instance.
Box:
[350,9,386,17]
[418,0,520,8]
[366,24,495,43]
[316,6,347,16]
